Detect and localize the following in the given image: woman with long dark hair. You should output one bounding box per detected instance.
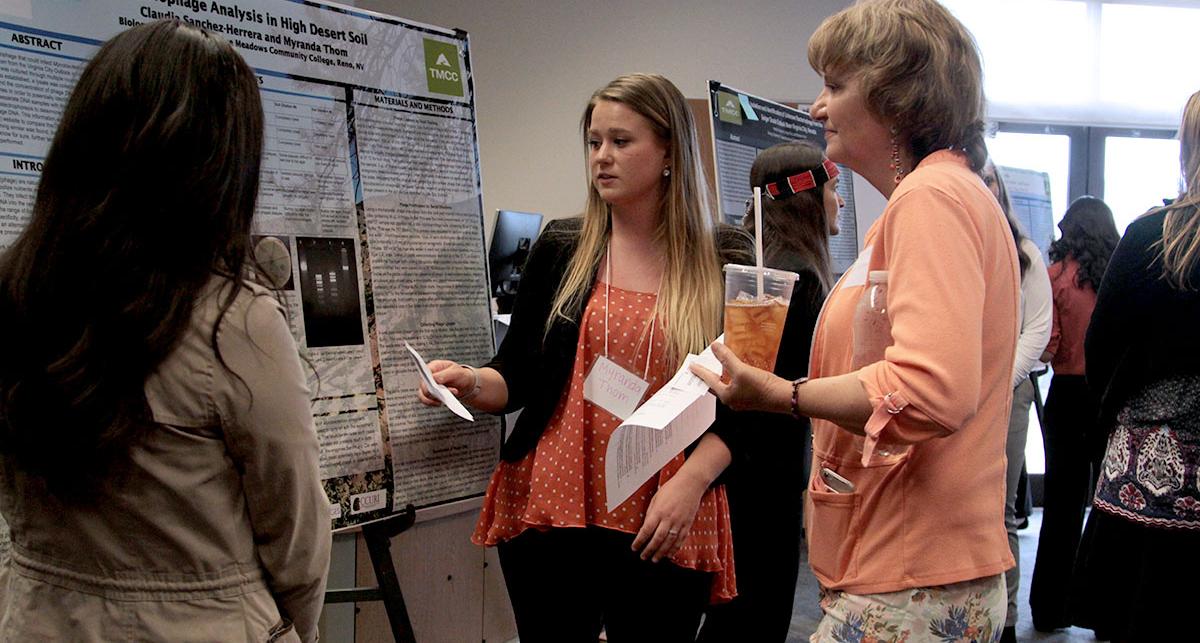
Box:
[1070,89,1200,642]
[699,141,840,641]
[744,141,842,291]
[1029,194,1119,632]
[0,20,330,641]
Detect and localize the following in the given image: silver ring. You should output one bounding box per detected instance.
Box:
[668,528,680,536]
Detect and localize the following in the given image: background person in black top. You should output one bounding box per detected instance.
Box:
[698,141,841,642]
[1071,89,1200,642]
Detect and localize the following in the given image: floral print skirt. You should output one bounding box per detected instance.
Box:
[812,574,1005,643]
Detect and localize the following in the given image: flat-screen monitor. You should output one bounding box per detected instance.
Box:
[488,210,543,314]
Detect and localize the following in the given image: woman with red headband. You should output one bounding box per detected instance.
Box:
[698,141,842,642]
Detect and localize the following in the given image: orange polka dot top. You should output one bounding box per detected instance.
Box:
[472,282,736,603]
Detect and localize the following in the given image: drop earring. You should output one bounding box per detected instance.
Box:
[889,127,906,185]
[662,167,671,177]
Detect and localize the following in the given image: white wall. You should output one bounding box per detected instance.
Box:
[352,0,852,238]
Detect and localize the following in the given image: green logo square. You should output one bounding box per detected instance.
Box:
[717,91,742,125]
[423,38,464,97]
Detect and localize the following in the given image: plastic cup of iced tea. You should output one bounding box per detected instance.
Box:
[722,264,798,374]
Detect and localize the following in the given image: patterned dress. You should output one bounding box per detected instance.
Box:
[1069,206,1200,639]
[1093,375,1200,528]
[813,577,1006,643]
[472,283,736,602]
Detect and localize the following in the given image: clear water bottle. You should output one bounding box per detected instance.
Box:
[850,271,891,369]
[849,271,907,460]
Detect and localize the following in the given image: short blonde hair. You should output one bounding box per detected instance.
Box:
[808,0,987,171]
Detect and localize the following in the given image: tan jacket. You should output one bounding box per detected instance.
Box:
[0,279,331,642]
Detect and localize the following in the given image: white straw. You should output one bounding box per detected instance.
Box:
[753,186,764,297]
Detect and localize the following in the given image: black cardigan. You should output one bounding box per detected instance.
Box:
[1086,208,1200,430]
[485,217,753,461]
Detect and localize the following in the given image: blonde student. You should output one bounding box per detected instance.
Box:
[419,73,751,642]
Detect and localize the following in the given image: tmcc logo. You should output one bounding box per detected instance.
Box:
[717,91,742,125]
[423,38,464,97]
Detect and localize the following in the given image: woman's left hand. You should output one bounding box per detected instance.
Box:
[631,469,707,562]
[690,341,790,413]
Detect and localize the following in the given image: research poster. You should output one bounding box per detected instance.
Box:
[998,165,1056,261]
[707,81,859,274]
[0,0,500,530]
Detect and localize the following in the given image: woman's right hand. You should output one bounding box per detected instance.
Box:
[417,360,476,406]
[690,342,792,413]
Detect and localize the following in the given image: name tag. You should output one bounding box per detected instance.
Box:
[583,355,650,421]
[842,244,874,288]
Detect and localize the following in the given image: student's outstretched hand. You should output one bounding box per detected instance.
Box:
[690,341,788,413]
[416,360,475,406]
[632,469,706,563]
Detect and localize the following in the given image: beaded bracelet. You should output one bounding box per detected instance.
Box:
[791,377,809,419]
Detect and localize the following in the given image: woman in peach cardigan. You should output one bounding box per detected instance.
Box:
[692,1,1019,639]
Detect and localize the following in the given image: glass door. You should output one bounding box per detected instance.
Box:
[985,127,1077,475]
[1094,129,1182,234]
[988,129,1074,226]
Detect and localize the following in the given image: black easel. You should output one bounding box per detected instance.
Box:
[1031,367,1048,426]
[1022,369,1049,511]
[325,504,418,643]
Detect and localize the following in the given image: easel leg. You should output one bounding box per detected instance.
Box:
[362,507,417,643]
[325,505,418,643]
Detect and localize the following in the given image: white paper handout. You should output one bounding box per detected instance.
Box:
[604,339,726,511]
[404,341,474,422]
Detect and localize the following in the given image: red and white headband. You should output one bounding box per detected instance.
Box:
[760,159,840,199]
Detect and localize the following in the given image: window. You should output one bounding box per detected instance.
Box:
[944,0,1200,128]
[987,122,1179,474]
[986,128,1073,228]
[988,124,1179,233]
[944,1,1194,477]
[1097,131,1181,233]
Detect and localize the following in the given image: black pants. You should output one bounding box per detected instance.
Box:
[1071,507,1200,640]
[497,526,711,643]
[697,419,807,643]
[1029,374,1102,630]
